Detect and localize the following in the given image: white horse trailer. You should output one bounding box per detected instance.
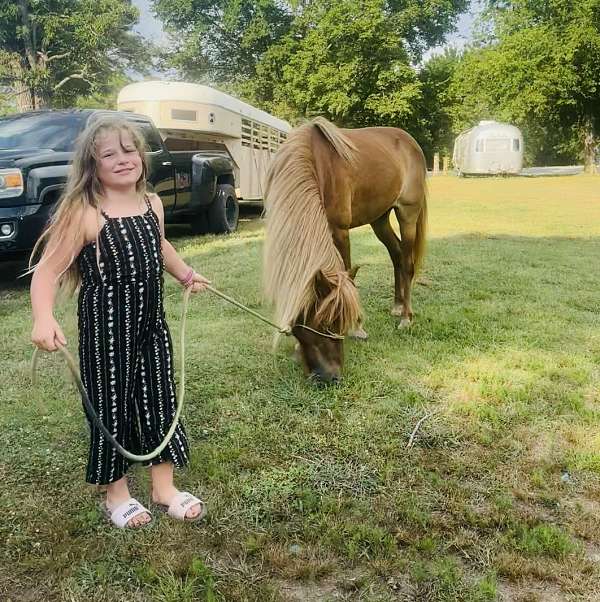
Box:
[452,120,523,176]
[117,81,291,202]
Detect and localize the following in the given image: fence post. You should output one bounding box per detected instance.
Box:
[433,152,440,175]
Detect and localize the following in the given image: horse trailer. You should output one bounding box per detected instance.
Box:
[117,81,291,203]
[452,120,523,176]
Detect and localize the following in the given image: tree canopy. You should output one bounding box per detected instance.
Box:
[0,0,149,111]
[416,48,460,162]
[154,0,468,133]
[2,1,597,167]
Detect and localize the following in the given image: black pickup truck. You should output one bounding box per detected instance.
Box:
[0,109,239,259]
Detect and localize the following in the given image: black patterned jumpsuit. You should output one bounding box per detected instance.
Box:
[77,195,189,485]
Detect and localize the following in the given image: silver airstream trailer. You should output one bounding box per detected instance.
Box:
[452,120,523,176]
[117,81,291,203]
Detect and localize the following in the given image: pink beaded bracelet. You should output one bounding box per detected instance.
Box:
[179,268,195,288]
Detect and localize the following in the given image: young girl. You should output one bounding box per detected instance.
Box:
[30,116,210,528]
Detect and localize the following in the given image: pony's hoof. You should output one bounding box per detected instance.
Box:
[349,327,369,340]
[397,317,412,329]
[391,304,404,317]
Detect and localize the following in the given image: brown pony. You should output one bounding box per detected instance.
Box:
[263,117,427,384]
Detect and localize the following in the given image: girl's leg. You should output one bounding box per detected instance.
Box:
[137,325,190,468]
[150,462,203,519]
[139,323,199,518]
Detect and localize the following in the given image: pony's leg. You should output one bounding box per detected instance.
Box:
[331,227,352,270]
[370,211,405,318]
[331,227,368,340]
[395,209,420,328]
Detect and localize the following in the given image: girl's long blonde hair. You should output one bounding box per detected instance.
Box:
[29,116,149,295]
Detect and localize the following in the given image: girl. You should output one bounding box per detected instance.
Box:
[30,116,210,529]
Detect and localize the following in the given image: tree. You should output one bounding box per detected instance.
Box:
[153,0,293,85]
[74,72,133,110]
[416,48,461,163]
[267,0,424,127]
[154,0,468,131]
[450,0,600,168]
[0,0,150,111]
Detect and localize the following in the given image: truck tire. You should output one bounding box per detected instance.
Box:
[208,184,239,234]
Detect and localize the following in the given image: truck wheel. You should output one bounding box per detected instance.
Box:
[208,184,239,234]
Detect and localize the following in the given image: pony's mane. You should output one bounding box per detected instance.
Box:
[263,118,362,334]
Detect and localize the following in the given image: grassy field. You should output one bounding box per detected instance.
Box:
[1,175,600,601]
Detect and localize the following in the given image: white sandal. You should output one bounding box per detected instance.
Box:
[100,497,152,529]
[156,491,206,522]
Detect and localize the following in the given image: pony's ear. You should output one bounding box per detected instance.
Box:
[314,269,332,298]
[348,265,360,281]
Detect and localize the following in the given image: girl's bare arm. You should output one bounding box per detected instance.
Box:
[30,208,94,350]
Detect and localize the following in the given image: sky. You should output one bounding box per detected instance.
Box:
[424,2,483,61]
[132,0,483,64]
[132,0,169,46]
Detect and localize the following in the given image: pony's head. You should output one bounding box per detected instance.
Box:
[263,118,361,385]
[292,325,343,385]
[291,267,360,385]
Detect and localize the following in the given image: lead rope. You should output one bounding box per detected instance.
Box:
[31,284,342,461]
[31,285,193,462]
[205,284,344,340]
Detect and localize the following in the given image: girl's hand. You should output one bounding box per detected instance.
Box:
[190,272,211,294]
[31,317,67,352]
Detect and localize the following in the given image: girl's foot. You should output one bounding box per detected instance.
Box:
[101,497,153,529]
[152,486,204,520]
[105,477,151,528]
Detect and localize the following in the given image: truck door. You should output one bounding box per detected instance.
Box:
[170,152,193,212]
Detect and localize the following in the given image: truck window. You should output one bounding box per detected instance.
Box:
[137,123,164,153]
[0,112,88,151]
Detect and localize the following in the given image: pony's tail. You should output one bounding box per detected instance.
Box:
[312,117,358,165]
[414,189,427,275]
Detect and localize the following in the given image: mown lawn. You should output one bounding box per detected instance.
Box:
[1,175,600,601]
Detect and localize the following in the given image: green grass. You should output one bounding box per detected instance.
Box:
[2,175,600,601]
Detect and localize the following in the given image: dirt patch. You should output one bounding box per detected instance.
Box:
[277,578,342,601]
[497,579,593,602]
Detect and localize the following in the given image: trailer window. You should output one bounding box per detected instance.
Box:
[171,109,197,122]
[242,118,286,152]
[269,128,279,153]
[513,138,520,151]
[251,122,261,149]
[486,138,511,152]
[242,118,252,147]
[260,124,270,150]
